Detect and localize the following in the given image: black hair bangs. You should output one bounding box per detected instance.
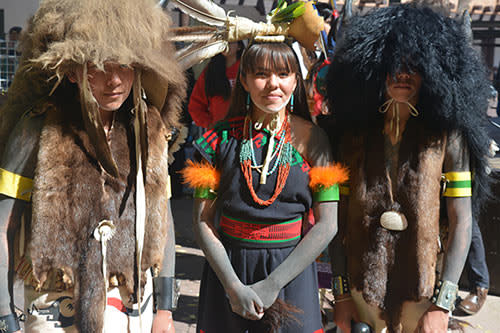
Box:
[240,42,301,77]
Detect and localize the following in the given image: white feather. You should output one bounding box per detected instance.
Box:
[171,0,227,27]
[170,33,220,43]
[176,40,228,69]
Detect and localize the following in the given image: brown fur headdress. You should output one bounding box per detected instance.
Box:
[0,0,186,165]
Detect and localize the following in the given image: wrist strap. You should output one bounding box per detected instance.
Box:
[0,313,20,333]
[431,279,458,312]
[153,276,180,311]
[331,275,350,296]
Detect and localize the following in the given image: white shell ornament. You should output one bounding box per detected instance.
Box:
[380,211,408,231]
[93,220,116,241]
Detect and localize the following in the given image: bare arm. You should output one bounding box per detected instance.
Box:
[193,198,264,319]
[0,198,25,317]
[152,200,176,332]
[158,200,176,278]
[0,111,43,326]
[417,132,472,332]
[441,132,473,283]
[329,185,361,332]
[329,195,348,278]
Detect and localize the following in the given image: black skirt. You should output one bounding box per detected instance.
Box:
[197,240,323,333]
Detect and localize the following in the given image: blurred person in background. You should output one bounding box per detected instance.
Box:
[188,41,243,129]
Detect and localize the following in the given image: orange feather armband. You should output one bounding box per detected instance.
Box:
[180,160,220,200]
[308,163,349,202]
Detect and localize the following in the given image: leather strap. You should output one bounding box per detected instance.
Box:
[153,277,180,311]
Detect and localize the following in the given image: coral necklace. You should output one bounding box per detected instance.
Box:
[240,114,292,206]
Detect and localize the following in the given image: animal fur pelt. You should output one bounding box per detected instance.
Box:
[340,120,446,330]
[30,99,170,332]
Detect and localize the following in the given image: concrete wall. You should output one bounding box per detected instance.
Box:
[0,0,39,35]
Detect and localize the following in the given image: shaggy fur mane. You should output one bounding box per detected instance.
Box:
[326,4,492,215]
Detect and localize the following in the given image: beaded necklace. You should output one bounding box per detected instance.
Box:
[249,119,287,175]
[240,114,292,206]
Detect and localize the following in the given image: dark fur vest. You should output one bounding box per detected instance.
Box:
[29,100,170,331]
[341,119,446,329]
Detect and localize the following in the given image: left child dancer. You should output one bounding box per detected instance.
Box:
[0,0,185,332]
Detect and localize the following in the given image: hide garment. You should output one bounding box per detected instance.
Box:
[341,120,446,329]
[29,99,170,331]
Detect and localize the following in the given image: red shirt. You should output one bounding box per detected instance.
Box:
[188,60,240,128]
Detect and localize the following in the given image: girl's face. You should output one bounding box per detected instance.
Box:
[241,67,297,115]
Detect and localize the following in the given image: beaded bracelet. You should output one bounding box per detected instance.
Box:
[331,275,350,296]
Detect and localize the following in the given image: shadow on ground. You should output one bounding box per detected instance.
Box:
[173,294,199,325]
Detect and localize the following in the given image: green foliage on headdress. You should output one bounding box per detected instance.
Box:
[269,0,306,23]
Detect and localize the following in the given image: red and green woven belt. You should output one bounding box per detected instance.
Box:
[220,214,302,247]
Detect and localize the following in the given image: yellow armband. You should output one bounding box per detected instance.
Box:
[442,171,472,197]
[0,168,33,201]
[166,175,172,200]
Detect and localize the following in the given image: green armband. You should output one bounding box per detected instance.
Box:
[193,187,217,200]
[313,184,340,202]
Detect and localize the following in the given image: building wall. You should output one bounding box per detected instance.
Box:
[0,0,39,35]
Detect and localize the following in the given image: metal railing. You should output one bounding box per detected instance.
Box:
[0,40,20,93]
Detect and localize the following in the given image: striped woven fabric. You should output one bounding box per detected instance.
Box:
[220,214,302,244]
[443,171,472,197]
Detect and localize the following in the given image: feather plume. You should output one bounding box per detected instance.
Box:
[175,43,198,60]
[170,34,218,43]
[180,160,220,189]
[172,26,219,33]
[170,26,222,43]
[176,40,228,70]
[309,163,349,191]
[170,0,227,26]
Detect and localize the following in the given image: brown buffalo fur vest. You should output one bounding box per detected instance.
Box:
[340,119,446,330]
[29,99,170,332]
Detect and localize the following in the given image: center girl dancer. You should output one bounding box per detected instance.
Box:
[182,37,348,332]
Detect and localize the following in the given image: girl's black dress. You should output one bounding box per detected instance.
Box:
[194,116,323,333]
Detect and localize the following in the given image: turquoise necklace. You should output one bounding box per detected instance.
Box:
[239,116,292,177]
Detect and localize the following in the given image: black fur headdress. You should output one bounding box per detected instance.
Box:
[326,4,492,214]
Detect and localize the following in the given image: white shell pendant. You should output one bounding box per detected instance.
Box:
[380,211,408,231]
